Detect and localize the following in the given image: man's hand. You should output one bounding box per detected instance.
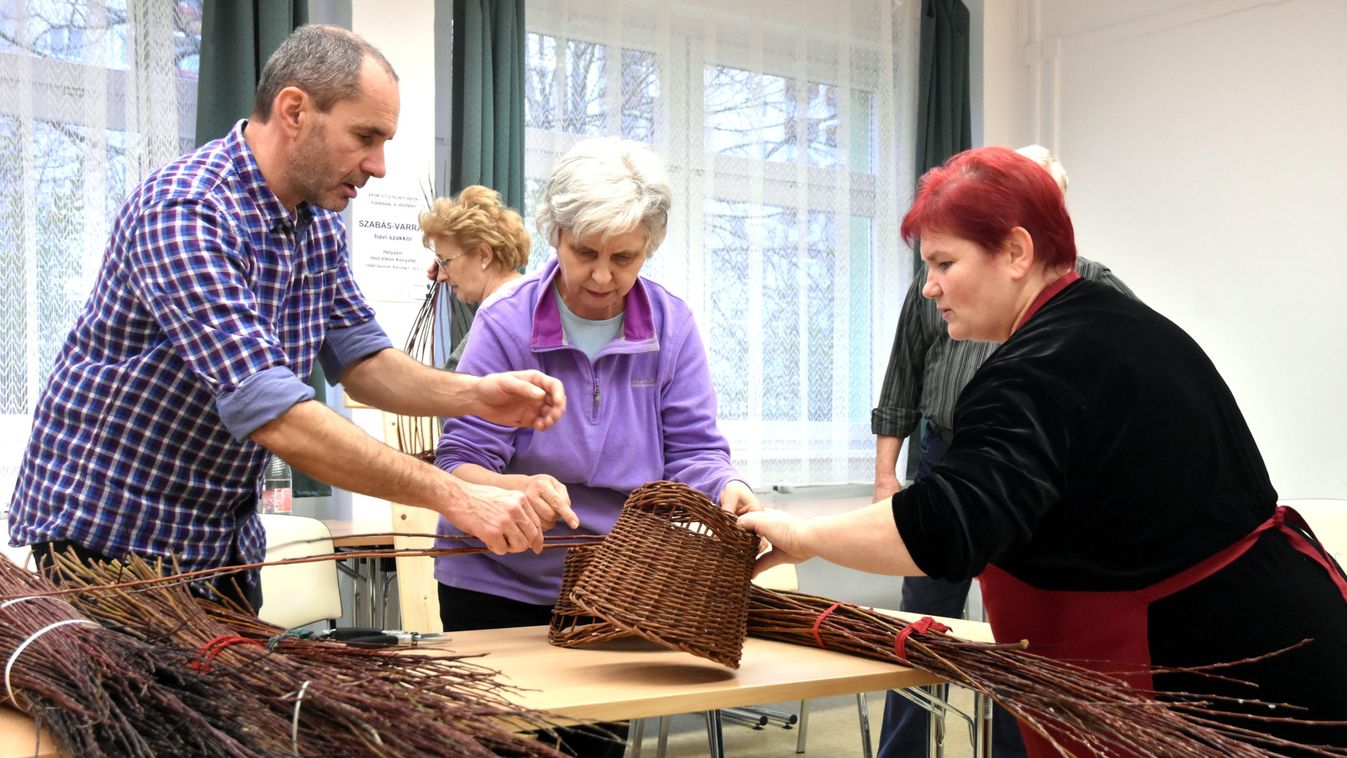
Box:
[521,474,579,530]
[736,509,812,576]
[719,480,762,516]
[473,370,567,430]
[873,474,903,505]
[444,481,545,555]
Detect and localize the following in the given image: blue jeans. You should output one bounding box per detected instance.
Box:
[876,424,1027,758]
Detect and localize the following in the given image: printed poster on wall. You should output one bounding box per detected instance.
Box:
[350,186,429,303]
[349,0,435,306]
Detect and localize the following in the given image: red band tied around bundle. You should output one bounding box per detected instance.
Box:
[192,634,265,673]
[811,601,844,648]
[893,616,950,662]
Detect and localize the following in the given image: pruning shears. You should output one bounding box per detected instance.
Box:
[310,628,446,648]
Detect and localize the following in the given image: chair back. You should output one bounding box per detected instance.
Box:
[258,513,342,629]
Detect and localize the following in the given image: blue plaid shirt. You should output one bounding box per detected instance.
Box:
[8,121,392,572]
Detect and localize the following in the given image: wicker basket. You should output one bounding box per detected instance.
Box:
[567,481,757,668]
[548,544,631,647]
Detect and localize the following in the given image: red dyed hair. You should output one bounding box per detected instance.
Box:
[901,146,1077,269]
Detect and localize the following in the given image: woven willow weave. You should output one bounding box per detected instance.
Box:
[564,481,757,668]
[548,544,631,647]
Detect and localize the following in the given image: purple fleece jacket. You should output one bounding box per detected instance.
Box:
[433,257,745,604]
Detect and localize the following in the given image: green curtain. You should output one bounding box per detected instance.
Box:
[196,1,328,498]
[443,0,527,352]
[907,0,971,480]
[915,0,972,182]
[194,0,308,147]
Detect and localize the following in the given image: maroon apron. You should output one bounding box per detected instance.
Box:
[980,506,1347,756]
[977,274,1347,756]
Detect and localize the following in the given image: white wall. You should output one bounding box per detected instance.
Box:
[976,0,1347,498]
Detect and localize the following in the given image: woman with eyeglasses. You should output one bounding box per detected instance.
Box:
[418,185,529,371]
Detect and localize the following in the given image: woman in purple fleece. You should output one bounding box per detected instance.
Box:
[432,138,758,755]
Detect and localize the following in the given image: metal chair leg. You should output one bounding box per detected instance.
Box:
[857,692,873,758]
[795,699,810,753]
[720,708,768,728]
[892,685,983,758]
[728,705,797,728]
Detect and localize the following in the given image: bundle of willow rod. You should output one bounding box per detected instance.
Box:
[0,558,273,757]
[396,282,450,460]
[42,551,567,758]
[748,586,1347,757]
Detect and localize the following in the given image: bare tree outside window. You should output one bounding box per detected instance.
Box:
[511,0,916,485]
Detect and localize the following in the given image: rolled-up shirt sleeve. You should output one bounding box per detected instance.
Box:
[871,276,932,438]
[221,315,392,441]
[216,366,315,439]
[318,320,394,380]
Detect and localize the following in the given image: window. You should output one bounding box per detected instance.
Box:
[0,0,203,509]
[522,0,916,485]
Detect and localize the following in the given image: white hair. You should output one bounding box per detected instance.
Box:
[1015,144,1069,193]
[536,137,672,256]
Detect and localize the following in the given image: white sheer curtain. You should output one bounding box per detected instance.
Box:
[521,0,917,487]
[0,1,203,511]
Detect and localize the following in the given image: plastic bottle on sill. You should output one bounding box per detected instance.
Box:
[260,455,293,514]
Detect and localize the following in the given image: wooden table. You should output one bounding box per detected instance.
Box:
[0,618,993,758]
[439,621,992,723]
[0,708,57,758]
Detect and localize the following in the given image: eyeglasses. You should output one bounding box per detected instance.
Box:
[432,252,466,272]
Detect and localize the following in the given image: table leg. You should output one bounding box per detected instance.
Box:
[367,556,380,628]
[656,716,670,758]
[628,717,646,758]
[856,692,873,758]
[335,557,364,626]
[704,710,725,758]
[973,691,992,758]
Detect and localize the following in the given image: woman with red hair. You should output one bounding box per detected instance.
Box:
[741,146,1347,753]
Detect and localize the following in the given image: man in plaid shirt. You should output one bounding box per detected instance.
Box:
[8,25,574,608]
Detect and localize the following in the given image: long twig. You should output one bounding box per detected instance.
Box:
[0,559,278,756]
[396,282,450,459]
[42,552,568,757]
[747,586,1347,757]
[0,534,605,604]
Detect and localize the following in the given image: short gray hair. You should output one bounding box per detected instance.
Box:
[536,137,672,256]
[1015,144,1069,193]
[252,24,398,122]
